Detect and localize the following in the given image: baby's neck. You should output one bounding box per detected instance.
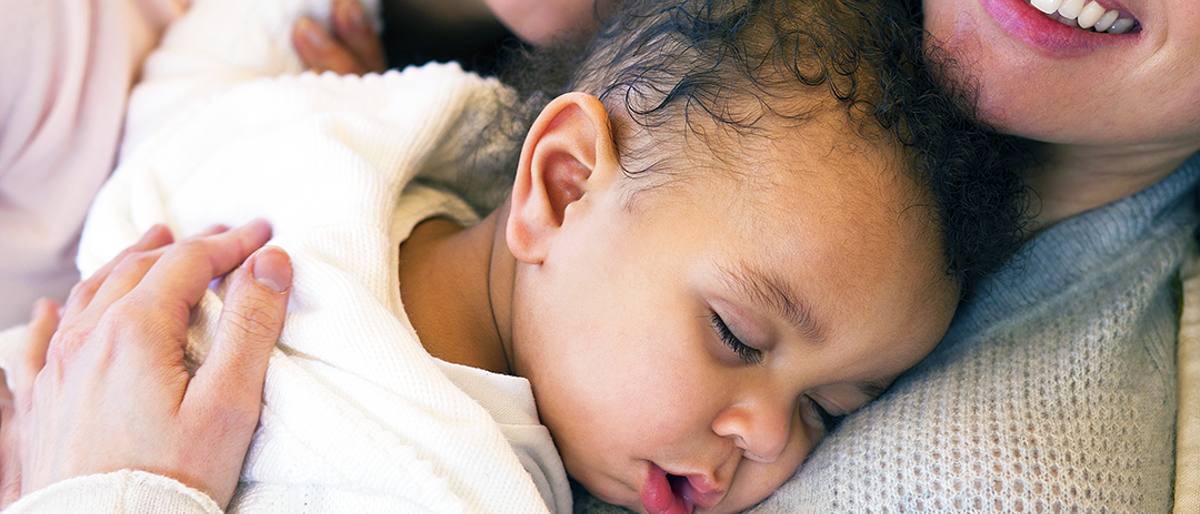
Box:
[397,212,514,374]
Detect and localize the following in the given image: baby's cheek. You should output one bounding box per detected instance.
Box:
[723,427,814,512]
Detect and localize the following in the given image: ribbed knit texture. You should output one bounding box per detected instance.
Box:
[0,0,569,510]
[1174,247,1200,514]
[575,158,1200,514]
[88,66,563,513]
[4,470,222,514]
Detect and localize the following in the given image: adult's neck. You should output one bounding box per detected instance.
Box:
[1024,139,1200,229]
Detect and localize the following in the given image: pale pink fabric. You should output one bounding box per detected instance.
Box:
[0,0,186,329]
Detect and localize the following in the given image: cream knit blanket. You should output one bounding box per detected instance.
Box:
[1176,244,1199,514]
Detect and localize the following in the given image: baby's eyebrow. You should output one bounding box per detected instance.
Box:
[719,264,828,345]
[720,264,897,406]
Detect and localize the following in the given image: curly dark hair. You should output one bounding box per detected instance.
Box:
[494,0,1031,296]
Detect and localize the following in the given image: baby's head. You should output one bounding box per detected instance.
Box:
[496,0,1028,512]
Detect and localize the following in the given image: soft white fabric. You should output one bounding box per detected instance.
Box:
[0,226,570,514]
[1176,242,1200,514]
[0,0,569,510]
[0,0,186,330]
[4,470,221,514]
[432,358,569,513]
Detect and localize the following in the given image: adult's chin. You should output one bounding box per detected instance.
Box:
[921,0,1145,146]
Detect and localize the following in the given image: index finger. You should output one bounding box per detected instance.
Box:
[126,220,274,320]
[59,224,176,324]
[333,0,386,73]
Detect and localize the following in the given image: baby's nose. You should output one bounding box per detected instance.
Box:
[711,400,791,463]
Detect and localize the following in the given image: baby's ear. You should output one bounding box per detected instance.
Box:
[507,92,618,264]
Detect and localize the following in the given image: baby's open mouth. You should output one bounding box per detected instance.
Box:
[1026,0,1139,33]
[641,464,696,514]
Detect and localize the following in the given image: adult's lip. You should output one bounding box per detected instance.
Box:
[1028,0,1139,32]
[980,0,1140,55]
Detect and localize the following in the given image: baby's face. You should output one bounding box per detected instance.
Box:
[509,124,958,514]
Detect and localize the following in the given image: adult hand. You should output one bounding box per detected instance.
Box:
[293,0,387,75]
[6,220,292,509]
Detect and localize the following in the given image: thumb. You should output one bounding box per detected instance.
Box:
[14,299,59,412]
[12,299,60,499]
[188,246,291,418]
[179,246,291,508]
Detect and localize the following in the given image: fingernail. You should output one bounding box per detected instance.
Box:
[299,18,329,49]
[200,223,230,236]
[342,0,367,34]
[140,224,166,242]
[30,298,50,321]
[252,246,291,293]
[31,298,60,323]
[242,218,273,240]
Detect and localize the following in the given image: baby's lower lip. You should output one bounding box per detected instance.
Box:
[640,463,694,514]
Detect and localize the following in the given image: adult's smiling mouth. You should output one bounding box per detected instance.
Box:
[1026,0,1139,33]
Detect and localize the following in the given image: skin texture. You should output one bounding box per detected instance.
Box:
[924,0,1200,147]
[2,221,292,509]
[923,0,1200,223]
[399,93,960,514]
[296,0,614,72]
[292,0,388,75]
[10,1,1195,511]
[0,2,359,506]
[482,0,607,44]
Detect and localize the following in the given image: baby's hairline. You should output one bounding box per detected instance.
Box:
[486,0,1031,298]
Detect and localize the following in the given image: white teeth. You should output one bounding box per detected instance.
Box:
[1028,0,1138,33]
[1031,0,1063,14]
[1094,10,1120,31]
[1058,0,1085,19]
[1076,2,1106,28]
[1107,17,1135,33]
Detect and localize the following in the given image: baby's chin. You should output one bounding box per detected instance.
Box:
[568,469,653,514]
[574,468,722,514]
[576,475,776,514]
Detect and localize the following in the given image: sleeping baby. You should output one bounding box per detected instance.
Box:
[0,0,1030,513]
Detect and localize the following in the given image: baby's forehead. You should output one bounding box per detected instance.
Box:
[656,109,916,199]
[642,125,940,263]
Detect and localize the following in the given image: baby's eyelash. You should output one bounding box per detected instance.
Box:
[710,313,762,365]
[816,404,845,432]
[805,397,846,433]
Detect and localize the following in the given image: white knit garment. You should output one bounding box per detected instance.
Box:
[0,0,569,510]
[1174,242,1199,514]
